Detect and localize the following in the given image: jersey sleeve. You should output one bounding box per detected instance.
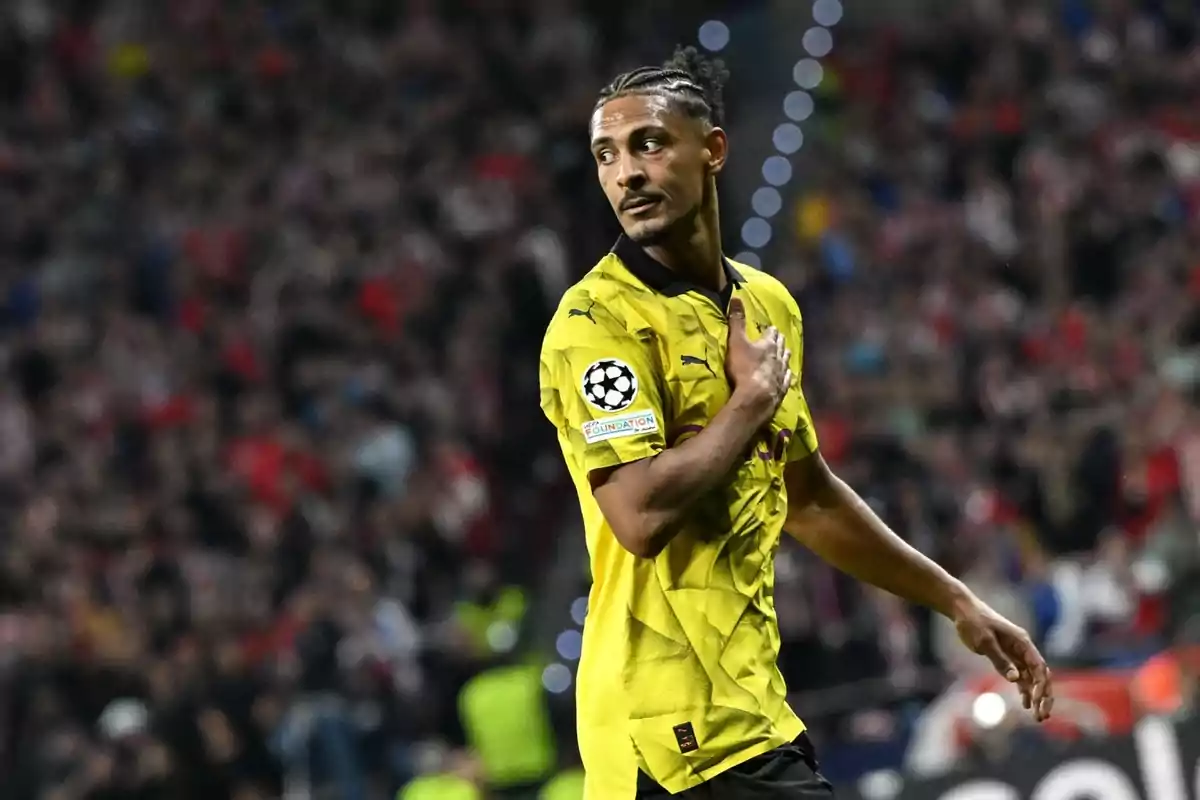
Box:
[539,307,667,477]
[783,292,820,463]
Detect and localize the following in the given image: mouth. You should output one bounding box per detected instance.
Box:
[622,196,662,215]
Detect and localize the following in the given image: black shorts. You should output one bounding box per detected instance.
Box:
[635,733,836,798]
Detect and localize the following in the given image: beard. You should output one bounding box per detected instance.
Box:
[624,202,700,247]
[626,218,672,245]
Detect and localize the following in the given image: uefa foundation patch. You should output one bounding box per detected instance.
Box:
[581,409,659,443]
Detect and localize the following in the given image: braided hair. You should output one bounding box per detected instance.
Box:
[595,45,730,128]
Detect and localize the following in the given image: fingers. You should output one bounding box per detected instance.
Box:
[1039,673,1054,721]
[1033,663,1054,721]
[772,329,792,373]
[1013,638,1054,722]
[765,327,791,397]
[727,298,746,334]
[996,632,1055,723]
[765,327,790,365]
[977,634,1021,686]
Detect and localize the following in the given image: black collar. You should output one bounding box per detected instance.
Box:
[611,235,745,308]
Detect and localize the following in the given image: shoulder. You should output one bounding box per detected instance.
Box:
[542,254,656,351]
[732,259,804,324]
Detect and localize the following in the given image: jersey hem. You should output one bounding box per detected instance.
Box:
[691,718,807,788]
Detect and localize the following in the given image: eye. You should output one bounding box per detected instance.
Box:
[596,149,615,166]
[642,139,663,154]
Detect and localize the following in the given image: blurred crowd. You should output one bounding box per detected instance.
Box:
[1,0,1200,797]
[757,0,1200,777]
[0,0,632,796]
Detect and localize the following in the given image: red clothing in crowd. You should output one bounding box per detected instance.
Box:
[228,436,329,515]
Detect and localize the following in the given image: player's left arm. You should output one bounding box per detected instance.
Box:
[778,301,1054,722]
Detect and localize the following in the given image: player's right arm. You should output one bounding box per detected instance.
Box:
[540,296,789,559]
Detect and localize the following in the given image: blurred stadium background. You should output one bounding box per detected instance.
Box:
[0,0,1199,798]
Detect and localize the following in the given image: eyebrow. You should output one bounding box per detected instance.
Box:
[590,124,669,150]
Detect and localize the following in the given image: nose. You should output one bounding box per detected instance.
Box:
[616,152,647,191]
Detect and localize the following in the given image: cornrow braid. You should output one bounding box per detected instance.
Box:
[596,45,730,128]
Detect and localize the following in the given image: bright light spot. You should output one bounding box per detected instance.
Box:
[762,156,793,187]
[698,20,730,52]
[964,488,991,524]
[1132,558,1170,593]
[555,629,583,661]
[741,217,773,248]
[569,596,588,626]
[793,59,824,89]
[542,663,573,694]
[733,251,762,268]
[803,27,834,58]
[812,0,844,27]
[784,91,814,121]
[752,187,783,218]
[486,621,518,653]
[972,692,1007,729]
[857,770,903,800]
[773,123,804,155]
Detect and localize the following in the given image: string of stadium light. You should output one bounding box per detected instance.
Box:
[537,5,846,698]
[705,16,915,800]
[698,1,844,268]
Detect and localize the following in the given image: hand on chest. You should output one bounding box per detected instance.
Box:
[659,296,800,455]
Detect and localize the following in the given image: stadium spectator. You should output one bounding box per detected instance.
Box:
[0,0,1198,796]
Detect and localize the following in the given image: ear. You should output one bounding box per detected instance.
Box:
[703,127,729,175]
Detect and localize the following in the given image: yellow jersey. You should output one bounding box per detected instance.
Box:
[538,236,819,797]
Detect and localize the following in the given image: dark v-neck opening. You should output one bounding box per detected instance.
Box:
[612,235,744,313]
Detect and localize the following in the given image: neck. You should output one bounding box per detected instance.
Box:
[644,193,724,292]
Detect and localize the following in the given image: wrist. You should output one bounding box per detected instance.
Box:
[727,387,773,428]
[941,579,978,621]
